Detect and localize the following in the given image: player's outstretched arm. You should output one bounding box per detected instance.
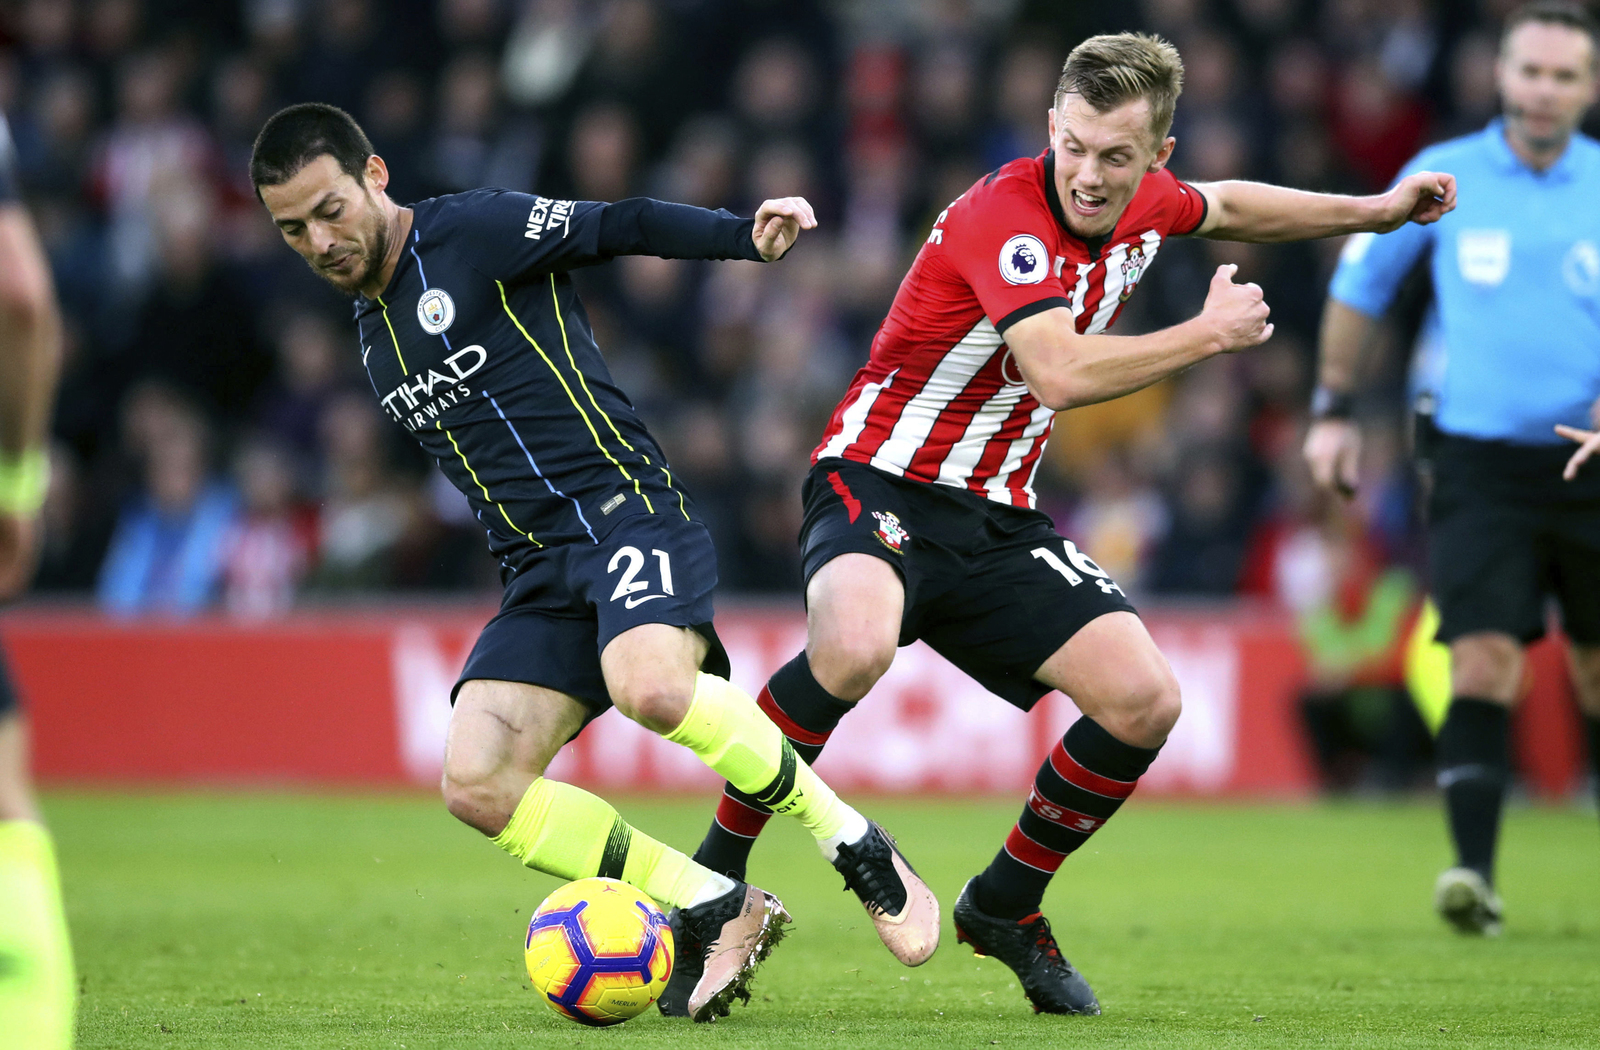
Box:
[1189,172,1457,243]
[0,207,62,600]
[1006,263,1270,411]
[594,195,816,265]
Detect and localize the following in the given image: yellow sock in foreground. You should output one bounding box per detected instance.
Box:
[0,820,76,1050]
[665,673,862,844]
[492,778,730,909]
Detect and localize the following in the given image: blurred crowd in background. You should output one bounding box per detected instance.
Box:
[0,0,1591,702]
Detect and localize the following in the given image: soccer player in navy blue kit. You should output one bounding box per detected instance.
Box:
[1307,1,1600,936]
[250,104,938,1022]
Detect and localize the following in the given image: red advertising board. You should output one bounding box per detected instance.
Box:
[4,604,1583,797]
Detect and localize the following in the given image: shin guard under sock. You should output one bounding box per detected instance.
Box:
[692,653,854,879]
[974,717,1160,920]
[1435,697,1510,884]
[492,778,727,909]
[665,671,858,843]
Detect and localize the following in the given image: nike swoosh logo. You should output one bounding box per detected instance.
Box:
[624,594,668,609]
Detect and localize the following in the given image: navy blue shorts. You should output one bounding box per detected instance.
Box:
[800,459,1137,711]
[453,513,730,724]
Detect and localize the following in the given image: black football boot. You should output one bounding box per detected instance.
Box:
[654,906,700,1017]
[952,877,1100,1015]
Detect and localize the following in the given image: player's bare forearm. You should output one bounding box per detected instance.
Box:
[1315,300,1377,394]
[0,209,61,457]
[1193,171,1456,243]
[1008,262,1271,411]
[1006,311,1226,411]
[0,208,60,599]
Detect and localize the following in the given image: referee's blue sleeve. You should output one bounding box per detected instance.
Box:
[1327,159,1438,318]
[1328,221,1432,318]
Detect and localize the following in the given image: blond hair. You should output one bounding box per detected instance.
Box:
[1055,33,1185,141]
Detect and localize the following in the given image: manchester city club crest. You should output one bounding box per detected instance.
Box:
[417,288,456,335]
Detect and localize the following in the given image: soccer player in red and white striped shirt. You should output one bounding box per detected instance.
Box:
[676,32,1456,1015]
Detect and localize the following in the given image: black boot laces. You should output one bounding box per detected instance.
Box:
[1022,913,1069,971]
[838,833,906,915]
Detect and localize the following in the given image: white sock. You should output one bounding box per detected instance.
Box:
[686,871,738,908]
[818,808,870,863]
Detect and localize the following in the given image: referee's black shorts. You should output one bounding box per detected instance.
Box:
[1428,432,1600,645]
[799,458,1137,710]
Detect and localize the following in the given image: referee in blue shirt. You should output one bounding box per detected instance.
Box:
[1306,0,1600,936]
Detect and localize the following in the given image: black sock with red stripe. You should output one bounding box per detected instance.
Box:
[690,652,855,880]
[972,716,1160,920]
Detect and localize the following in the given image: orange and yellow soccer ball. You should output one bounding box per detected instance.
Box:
[524,877,675,1026]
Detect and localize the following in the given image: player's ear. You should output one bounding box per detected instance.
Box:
[1147,136,1176,173]
[364,153,390,196]
[1047,106,1058,143]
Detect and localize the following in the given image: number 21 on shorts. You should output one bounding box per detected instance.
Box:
[608,545,675,608]
[1032,540,1124,596]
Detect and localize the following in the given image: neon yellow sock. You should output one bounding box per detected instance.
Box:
[0,820,75,1050]
[665,673,856,841]
[491,778,723,909]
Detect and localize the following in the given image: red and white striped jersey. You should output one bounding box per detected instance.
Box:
[814,150,1208,508]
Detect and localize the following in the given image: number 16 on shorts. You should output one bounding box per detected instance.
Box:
[1032,540,1124,596]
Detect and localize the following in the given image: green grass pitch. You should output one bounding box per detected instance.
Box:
[48,791,1600,1049]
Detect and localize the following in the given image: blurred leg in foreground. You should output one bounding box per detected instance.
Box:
[0,117,74,1048]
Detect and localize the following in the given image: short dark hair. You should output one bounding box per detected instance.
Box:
[1501,0,1600,65]
[249,102,375,199]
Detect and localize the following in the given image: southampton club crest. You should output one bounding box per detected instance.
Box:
[871,510,909,554]
[999,234,1049,285]
[417,288,456,335]
[1118,244,1149,302]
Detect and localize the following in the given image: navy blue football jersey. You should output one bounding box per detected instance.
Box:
[352,189,763,573]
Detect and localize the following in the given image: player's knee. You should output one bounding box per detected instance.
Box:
[1570,649,1600,714]
[808,633,894,702]
[1449,634,1522,701]
[1103,664,1182,749]
[440,753,526,837]
[611,679,694,735]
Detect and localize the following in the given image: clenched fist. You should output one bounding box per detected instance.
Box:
[1371,171,1457,232]
[752,196,817,262]
[1201,264,1273,353]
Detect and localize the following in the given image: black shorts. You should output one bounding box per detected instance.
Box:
[1428,433,1600,645]
[800,458,1137,709]
[454,513,731,727]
